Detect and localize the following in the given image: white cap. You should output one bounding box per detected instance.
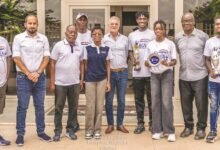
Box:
[75,13,88,20]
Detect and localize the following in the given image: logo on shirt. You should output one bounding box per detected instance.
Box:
[158,49,169,61]
[0,46,6,56]
[211,47,220,74]
[136,39,150,49]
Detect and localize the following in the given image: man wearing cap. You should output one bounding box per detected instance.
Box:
[75,13,92,47]
[104,16,129,134]
[0,36,11,146]
[74,13,92,132]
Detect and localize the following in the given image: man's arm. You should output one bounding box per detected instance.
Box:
[106,60,111,92]
[49,59,56,92]
[80,60,84,90]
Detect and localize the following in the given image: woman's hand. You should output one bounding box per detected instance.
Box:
[106,82,111,92]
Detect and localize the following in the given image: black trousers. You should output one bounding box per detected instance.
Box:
[179,76,208,130]
[133,77,152,126]
[54,84,80,134]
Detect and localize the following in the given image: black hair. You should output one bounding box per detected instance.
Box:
[91,26,104,36]
[135,11,149,19]
[153,20,167,36]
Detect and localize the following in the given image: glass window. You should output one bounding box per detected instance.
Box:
[72,9,105,30]
[45,0,61,48]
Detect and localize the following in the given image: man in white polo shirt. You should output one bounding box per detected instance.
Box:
[50,24,83,141]
[12,14,51,146]
[128,11,155,134]
[0,36,11,146]
[74,13,92,131]
[75,13,92,46]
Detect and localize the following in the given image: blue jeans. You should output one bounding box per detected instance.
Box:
[208,81,220,132]
[16,72,46,136]
[105,69,128,126]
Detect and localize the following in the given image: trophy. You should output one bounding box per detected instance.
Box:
[211,49,220,75]
[133,42,141,71]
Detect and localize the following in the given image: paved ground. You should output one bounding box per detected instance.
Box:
[1,95,220,150]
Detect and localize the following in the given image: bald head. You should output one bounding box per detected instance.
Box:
[181,12,195,34]
[181,12,195,24]
[25,14,38,24]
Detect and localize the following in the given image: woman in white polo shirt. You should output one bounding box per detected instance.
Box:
[144,20,177,142]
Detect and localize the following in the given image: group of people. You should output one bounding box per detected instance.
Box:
[1,10,220,146]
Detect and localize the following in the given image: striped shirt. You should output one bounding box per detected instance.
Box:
[103,33,128,69]
[175,28,209,81]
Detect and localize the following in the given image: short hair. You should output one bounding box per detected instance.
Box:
[135,11,149,19]
[153,20,167,35]
[66,24,77,32]
[181,12,195,22]
[25,14,38,23]
[109,16,120,24]
[215,15,220,22]
[91,26,104,36]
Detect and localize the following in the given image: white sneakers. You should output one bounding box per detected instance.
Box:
[167,134,176,142]
[152,133,176,142]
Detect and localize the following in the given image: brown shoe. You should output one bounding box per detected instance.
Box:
[105,126,114,134]
[117,125,129,133]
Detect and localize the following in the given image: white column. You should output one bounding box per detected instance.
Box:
[37,0,45,34]
[149,0,158,29]
[174,0,183,100]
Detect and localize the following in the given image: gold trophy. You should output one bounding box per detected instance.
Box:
[133,42,141,71]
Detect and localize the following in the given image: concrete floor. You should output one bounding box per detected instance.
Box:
[1,94,220,150]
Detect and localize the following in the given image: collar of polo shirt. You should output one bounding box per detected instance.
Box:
[24,31,40,38]
[182,28,196,36]
[108,32,121,38]
[63,38,78,46]
[91,41,106,48]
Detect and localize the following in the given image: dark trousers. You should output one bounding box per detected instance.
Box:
[179,76,208,130]
[54,84,80,134]
[133,77,152,126]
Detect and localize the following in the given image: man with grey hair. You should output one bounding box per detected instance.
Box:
[175,12,209,140]
[104,16,129,134]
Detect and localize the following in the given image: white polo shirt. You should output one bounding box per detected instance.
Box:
[0,36,11,87]
[76,30,92,46]
[50,39,83,86]
[128,29,155,77]
[12,31,50,72]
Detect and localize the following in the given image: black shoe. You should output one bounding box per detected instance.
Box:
[0,135,11,146]
[73,123,80,132]
[180,128,193,137]
[134,125,145,134]
[194,130,206,140]
[206,131,217,143]
[66,131,77,140]
[53,134,61,142]
[38,133,52,142]
[15,135,24,146]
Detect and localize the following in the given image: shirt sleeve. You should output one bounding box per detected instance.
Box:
[43,36,50,56]
[144,47,150,61]
[12,35,21,57]
[106,47,113,60]
[50,43,59,60]
[170,41,177,60]
[128,34,133,51]
[204,40,211,57]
